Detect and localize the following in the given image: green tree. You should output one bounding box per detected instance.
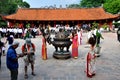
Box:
[103,0,120,14]
[67,4,80,8]
[22,1,30,8]
[80,0,105,8]
[0,16,7,27]
[91,22,99,30]
[79,0,120,14]
[0,0,30,15]
[7,3,18,14]
[13,0,30,8]
[0,0,30,27]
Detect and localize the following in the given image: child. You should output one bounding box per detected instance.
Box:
[85,37,96,78]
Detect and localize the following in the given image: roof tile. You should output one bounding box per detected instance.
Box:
[5,7,119,21]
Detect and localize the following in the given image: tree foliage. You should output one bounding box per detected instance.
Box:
[103,0,120,14]
[0,16,7,27]
[0,0,30,15]
[67,4,80,8]
[0,0,30,27]
[80,0,105,8]
[67,0,120,14]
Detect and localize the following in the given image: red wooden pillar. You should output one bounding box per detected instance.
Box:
[8,21,14,28]
[31,23,34,28]
[61,21,63,26]
[66,21,68,27]
[77,21,81,29]
[99,21,102,28]
[54,21,56,27]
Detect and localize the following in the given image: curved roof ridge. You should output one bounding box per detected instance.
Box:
[17,7,103,10]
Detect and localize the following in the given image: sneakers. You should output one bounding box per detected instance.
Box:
[24,72,36,79]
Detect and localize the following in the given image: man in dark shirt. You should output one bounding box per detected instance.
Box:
[6,41,24,80]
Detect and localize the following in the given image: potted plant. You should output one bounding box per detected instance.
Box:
[95,43,101,57]
[102,23,109,32]
[95,29,104,57]
[26,23,30,28]
[91,22,99,30]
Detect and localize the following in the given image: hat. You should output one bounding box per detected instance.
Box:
[12,41,19,46]
[10,35,14,38]
[25,38,31,44]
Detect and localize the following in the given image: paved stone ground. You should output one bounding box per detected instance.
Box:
[0,32,120,80]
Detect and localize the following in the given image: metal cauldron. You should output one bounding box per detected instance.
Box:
[51,29,72,59]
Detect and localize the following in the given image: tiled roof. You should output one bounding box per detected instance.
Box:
[4,7,119,21]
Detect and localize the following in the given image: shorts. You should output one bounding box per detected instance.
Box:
[23,55,35,66]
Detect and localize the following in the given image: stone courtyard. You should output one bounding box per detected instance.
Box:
[0,32,120,80]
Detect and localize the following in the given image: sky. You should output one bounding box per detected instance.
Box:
[23,0,80,8]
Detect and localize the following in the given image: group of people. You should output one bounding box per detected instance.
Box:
[0,27,39,80]
[41,26,98,78]
[6,38,36,80]
[68,27,104,78]
[0,27,23,38]
[0,26,104,80]
[0,27,39,39]
[0,32,36,80]
[41,26,104,78]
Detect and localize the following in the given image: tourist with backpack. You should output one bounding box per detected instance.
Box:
[21,38,36,79]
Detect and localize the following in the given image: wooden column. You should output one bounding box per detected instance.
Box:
[99,21,102,28]
[54,21,56,27]
[77,21,81,29]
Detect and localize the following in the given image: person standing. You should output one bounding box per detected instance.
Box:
[117,27,120,42]
[24,29,32,39]
[21,38,36,79]
[77,29,82,45]
[6,41,24,80]
[96,29,104,45]
[41,35,47,60]
[5,34,14,48]
[32,27,37,38]
[0,38,4,68]
[71,30,79,59]
[85,37,96,78]
[18,28,23,38]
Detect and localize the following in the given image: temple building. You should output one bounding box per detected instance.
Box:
[3,7,119,29]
